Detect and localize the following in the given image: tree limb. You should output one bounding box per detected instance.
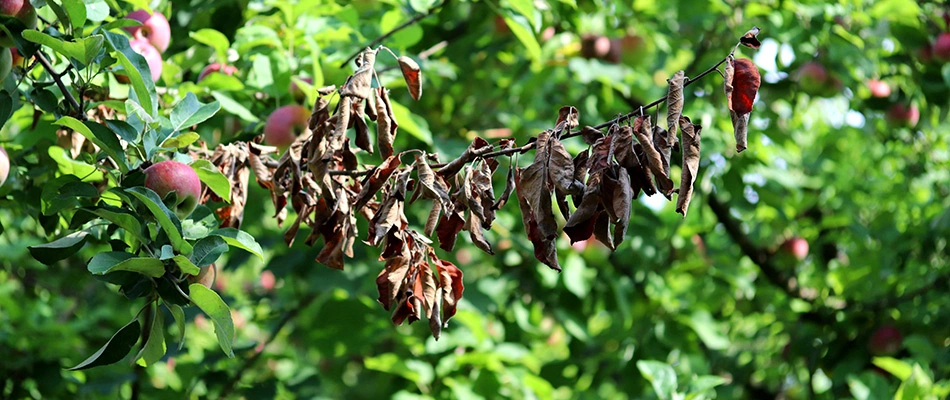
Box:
[338,1,447,69]
[35,52,86,121]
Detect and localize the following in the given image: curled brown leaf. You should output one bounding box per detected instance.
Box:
[675,116,702,217]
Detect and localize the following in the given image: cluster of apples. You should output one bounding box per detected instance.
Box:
[120,10,170,82]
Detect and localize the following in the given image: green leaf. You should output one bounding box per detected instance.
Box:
[209,228,264,261]
[161,131,200,149]
[125,187,191,254]
[167,303,186,351]
[86,204,147,245]
[211,91,259,122]
[502,16,541,66]
[28,231,90,265]
[190,236,228,267]
[47,146,103,181]
[84,0,110,22]
[104,31,156,116]
[189,28,230,62]
[189,284,235,357]
[22,31,104,65]
[503,0,537,30]
[872,357,913,381]
[55,116,129,173]
[67,319,141,370]
[170,92,220,132]
[170,255,200,276]
[159,244,174,260]
[45,1,71,31]
[637,360,678,400]
[134,304,166,367]
[189,159,230,200]
[389,100,432,145]
[41,175,98,215]
[682,310,730,350]
[87,251,165,278]
[63,0,87,30]
[685,376,728,400]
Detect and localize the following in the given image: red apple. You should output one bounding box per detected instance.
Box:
[0,146,9,186]
[127,38,163,82]
[885,103,920,128]
[0,0,36,47]
[580,34,611,60]
[796,62,841,97]
[188,264,216,288]
[264,105,310,149]
[867,79,891,98]
[124,10,171,53]
[198,62,238,82]
[260,270,275,291]
[0,46,10,82]
[144,160,202,219]
[933,32,950,61]
[781,237,809,261]
[868,325,902,356]
[9,47,22,66]
[289,76,313,103]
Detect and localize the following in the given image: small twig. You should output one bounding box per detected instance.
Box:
[338,1,446,68]
[218,293,319,398]
[35,52,86,120]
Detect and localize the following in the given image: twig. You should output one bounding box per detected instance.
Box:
[218,293,319,399]
[35,52,86,121]
[339,1,446,69]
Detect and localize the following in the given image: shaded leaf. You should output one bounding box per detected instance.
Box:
[134,305,166,367]
[67,319,141,370]
[29,231,89,265]
[580,126,604,145]
[87,252,165,278]
[397,56,422,100]
[189,284,235,357]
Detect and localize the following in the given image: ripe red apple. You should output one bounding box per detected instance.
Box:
[260,270,275,291]
[933,32,950,61]
[127,38,163,82]
[867,79,891,98]
[0,147,10,186]
[197,62,237,82]
[796,62,841,97]
[0,46,10,82]
[0,0,36,47]
[868,325,902,356]
[289,76,313,103]
[264,105,310,149]
[188,264,216,288]
[124,10,171,53]
[781,237,809,261]
[144,160,202,219]
[885,103,920,128]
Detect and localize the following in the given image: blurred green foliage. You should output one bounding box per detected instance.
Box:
[1,0,949,399]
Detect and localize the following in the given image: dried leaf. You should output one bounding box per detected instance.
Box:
[564,137,611,244]
[315,188,357,269]
[368,190,407,246]
[631,117,674,197]
[676,116,702,217]
[731,111,749,153]
[611,167,631,245]
[376,252,411,311]
[397,56,422,101]
[435,203,465,252]
[415,153,453,215]
[432,252,463,324]
[424,201,442,237]
[308,86,335,131]
[580,126,604,146]
[555,106,579,133]
[519,130,577,238]
[341,48,377,99]
[740,26,761,49]
[723,56,735,111]
[731,58,760,115]
[375,87,398,158]
[352,99,373,154]
[492,166,515,211]
[593,211,614,250]
[514,168,561,271]
[438,137,492,178]
[652,125,672,178]
[666,70,686,145]
[352,156,401,212]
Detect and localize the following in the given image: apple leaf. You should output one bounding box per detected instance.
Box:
[731,58,760,115]
[104,31,157,116]
[190,236,228,267]
[170,92,221,132]
[637,360,678,400]
[167,303,186,351]
[190,159,231,201]
[85,204,147,245]
[208,228,264,261]
[67,319,141,370]
[134,304,166,367]
[62,0,87,31]
[87,251,165,278]
[28,231,90,265]
[189,28,230,65]
[125,187,191,254]
[739,26,761,49]
[210,91,259,122]
[397,56,422,100]
[22,31,103,66]
[189,284,235,357]
[170,255,201,276]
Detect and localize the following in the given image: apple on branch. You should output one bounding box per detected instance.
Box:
[198,62,238,82]
[264,105,310,149]
[144,160,202,219]
[0,0,36,47]
[780,237,809,261]
[124,10,171,53]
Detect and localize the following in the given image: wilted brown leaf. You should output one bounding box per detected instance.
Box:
[438,137,492,178]
[415,153,453,215]
[580,126,604,146]
[341,48,377,99]
[555,106,579,133]
[397,56,422,101]
[652,125,672,178]
[432,250,464,324]
[676,116,702,217]
[514,168,561,271]
[631,117,674,197]
[666,70,686,145]
[732,111,749,153]
[493,166,515,211]
[375,87,398,158]
[740,26,761,49]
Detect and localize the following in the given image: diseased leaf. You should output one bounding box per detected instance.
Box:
[375,87,398,158]
[376,252,411,311]
[415,153,453,215]
[731,111,749,153]
[341,48,377,99]
[666,70,686,144]
[424,201,442,237]
[492,166,515,211]
[514,167,561,271]
[352,99,373,154]
[432,251,463,324]
[652,125,672,178]
[555,106,579,132]
[593,210,614,250]
[353,156,401,212]
[580,126,604,145]
[630,117,674,197]
[438,137,492,178]
[740,26,761,49]
[723,56,735,111]
[731,58,760,115]
[397,56,422,101]
[436,202,465,251]
[676,116,702,217]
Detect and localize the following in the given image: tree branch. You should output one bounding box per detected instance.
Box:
[35,52,86,121]
[338,1,446,69]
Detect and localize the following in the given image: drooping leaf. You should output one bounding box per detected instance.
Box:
[352,99,373,154]
[514,167,561,271]
[555,105,579,132]
[29,231,89,265]
[731,58,760,115]
[353,156,401,212]
[652,125,672,178]
[375,87,398,158]
[134,304,166,367]
[630,117,674,197]
[739,26,762,49]
[341,48,377,99]
[189,284,235,357]
[376,250,411,311]
[67,319,141,370]
[519,130,577,240]
[432,251,464,324]
[493,166,516,210]
[397,56,422,101]
[414,153,453,215]
[87,251,165,278]
[731,110,749,153]
[580,125,604,145]
[675,116,702,217]
[665,70,686,144]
